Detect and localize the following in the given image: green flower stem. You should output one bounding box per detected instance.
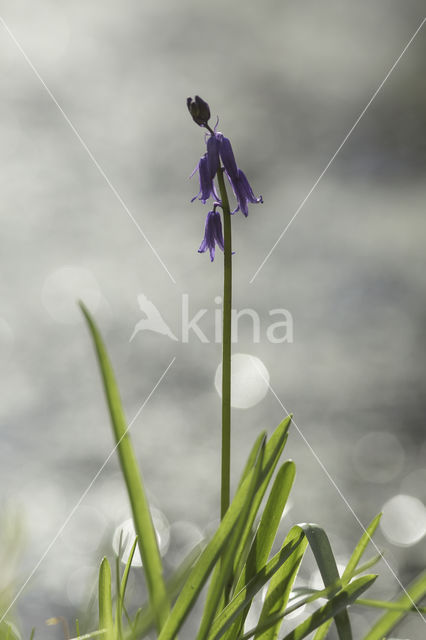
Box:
[217,167,232,520]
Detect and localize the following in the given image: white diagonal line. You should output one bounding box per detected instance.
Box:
[250,356,426,622]
[0,356,176,624]
[249,17,426,284]
[0,16,176,285]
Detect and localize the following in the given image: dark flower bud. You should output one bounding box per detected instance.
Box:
[187,95,211,127]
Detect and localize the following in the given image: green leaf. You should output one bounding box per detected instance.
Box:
[115,535,138,638]
[195,416,293,640]
[230,419,292,590]
[197,441,267,640]
[298,523,352,640]
[311,618,332,640]
[238,432,267,488]
[351,553,383,577]
[243,574,377,640]
[362,569,426,640]
[128,539,206,639]
[98,557,113,640]
[69,632,108,640]
[207,527,306,640]
[80,303,169,631]
[356,597,426,613]
[313,513,382,640]
[341,514,382,585]
[156,438,270,640]
[254,525,307,640]
[224,461,296,639]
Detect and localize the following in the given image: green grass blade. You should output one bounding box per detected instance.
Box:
[224,461,296,639]
[254,526,308,640]
[351,553,383,577]
[130,539,206,638]
[98,558,113,640]
[80,303,169,631]
[69,632,108,640]
[249,461,296,577]
[362,569,426,640]
[207,528,306,640]
[232,455,293,587]
[243,575,377,640]
[195,416,292,640]
[311,618,332,640]
[356,597,426,612]
[238,432,267,488]
[119,536,138,604]
[231,418,292,586]
[196,440,267,640]
[115,553,122,640]
[298,523,352,640]
[341,514,381,585]
[313,513,382,640]
[156,442,270,640]
[115,535,137,638]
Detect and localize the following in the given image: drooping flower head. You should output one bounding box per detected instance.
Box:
[188,96,262,258]
[214,132,263,217]
[198,208,224,261]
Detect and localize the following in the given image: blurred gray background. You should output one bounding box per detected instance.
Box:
[0,1,425,638]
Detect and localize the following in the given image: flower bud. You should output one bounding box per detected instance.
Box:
[187,95,211,127]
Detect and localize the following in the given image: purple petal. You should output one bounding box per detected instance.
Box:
[217,134,238,181]
[206,135,220,178]
[212,211,224,251]
[237,170,263,204]
[198,210,224,261]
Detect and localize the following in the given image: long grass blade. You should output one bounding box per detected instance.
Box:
[197,441,266,640]
[362,569,426,640]
[237,432,267,488]
[131,539,206,638]
[80,303,169,631]
[156,439,270,640]
[242,575,377,640]
[356,597,426,612]
[207,528,306,640]
[98,558,113,640]
[230,419,292,589]
[313,513,382,640]
[201,416,293,639]
[224,461,296,639]
[341,514,381,585]
[115,536,138,638]
[299,523,352,640]
[254,526,307,640]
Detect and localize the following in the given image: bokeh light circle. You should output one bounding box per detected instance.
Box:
[113,509,170,566]
[380,494,426,547]
[214,353,270,409]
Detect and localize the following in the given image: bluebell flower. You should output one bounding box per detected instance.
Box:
[191,135,220,204]
[198,209,224,261]
[228,167,263,217]
[191,131,262,216]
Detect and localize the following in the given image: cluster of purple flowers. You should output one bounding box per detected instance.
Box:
[187,96,262,261]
